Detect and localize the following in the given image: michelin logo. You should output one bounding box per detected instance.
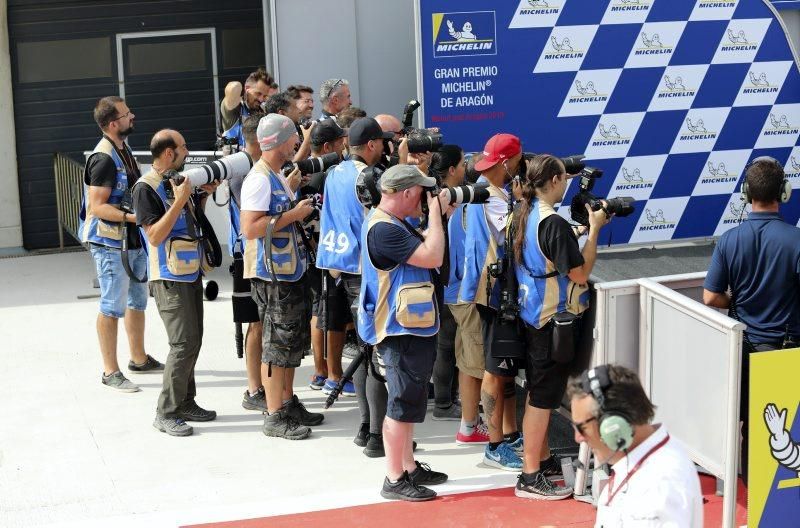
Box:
[592,122,630,147]
[658,75,695,98]
[639,208,676,231]
[615,167,654,190]
[702,161,737,184]
[744,71,779,95]
[766,113,799,136]
[635,31,672,55]
[569,80,607,104]
[433,12,496,58]
[722,28,757,52]
[520,0,560,15]
[681,117,717,141]
[610,0,650,12]
[723,200,746,224]
[545,35,584,60]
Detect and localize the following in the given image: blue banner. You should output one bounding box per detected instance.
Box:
[418,0,800,245]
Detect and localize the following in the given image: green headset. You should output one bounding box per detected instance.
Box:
[581,365,634,452]
[740,156,791,204]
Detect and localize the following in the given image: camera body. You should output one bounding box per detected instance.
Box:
[569,167,635,226]
[215,135,240,156]
[293,152,340,176]
[119,188,134,214]
[399,99,444,153]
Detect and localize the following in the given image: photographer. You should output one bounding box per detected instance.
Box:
[317,117,394,455]
[703,156,800,482]
[426,145,467,422]
[358,164,449,501]
[458,134,524,470]
[133,129,220,436]
[263,92,315,163]
[79,96,163,394]
[286,85,315,124]
[228,112,267,411]
[305,119,354,396]
[240,113,323,440]
[512,154,608,499]
[317,78,352,122]
[220,68,274,146]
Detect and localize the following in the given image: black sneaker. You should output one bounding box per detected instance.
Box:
[128,354,165,372]
[342,331,360,359]
[381,471,436,502]
[263,409,311,440]
[539,455,563,478]
[354,422,370,447]
[408,461,448,486]
[364,433,385,458]
[285,395,324,426]
[242,387,267,411]
[177,401,217,422]
[514,471,572,501]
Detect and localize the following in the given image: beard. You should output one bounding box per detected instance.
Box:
[118,123,134,137]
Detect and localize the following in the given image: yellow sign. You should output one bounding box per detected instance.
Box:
[749,347,800,527]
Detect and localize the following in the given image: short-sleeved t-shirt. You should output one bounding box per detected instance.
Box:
[132,179,167,228]
[537,214,584,276]
[367,219,422,271]
[85,144,141,248]
[220,101,242,132]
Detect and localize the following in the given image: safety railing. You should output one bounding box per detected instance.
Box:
[53,153,84,249]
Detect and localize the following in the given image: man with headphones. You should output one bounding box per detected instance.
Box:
[703,156,800,481]
[567,364,703,527]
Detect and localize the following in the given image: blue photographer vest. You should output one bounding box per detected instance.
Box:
[242,160,307,282]
[444,204,467,305]
[316,159,368,274]
[222,102,251,147]
[228,195,242,257]
[357,208,440,345]
[78,137,131,248]
[515,199,589,329]
[136,172,203,283]
[458,178,508,309]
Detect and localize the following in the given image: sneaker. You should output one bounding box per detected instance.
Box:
[342,334,360,359]
[408,461,448,486]
[128,354,164,373]
[322,379,356,397]
[483,442,523,471]
[515,471,573,500]
[242,387,267,412]
[539,455,563,479]
[381,471,436,502]
[364,433,385,458]
[102,371,140,393]
[354,422,370,447]
[285,394,324,426]
[507,434,524,456]
[263,409,311,440]
[153,415,193,437]
[177,401,217,422]
[432,402,462,421]
[309,375,326,390]
[456,421,490,445]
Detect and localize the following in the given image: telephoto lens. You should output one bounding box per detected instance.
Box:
[407,131,444,153]
[172,151,253,187]
[295,152,340,176]
[446,182,490,205]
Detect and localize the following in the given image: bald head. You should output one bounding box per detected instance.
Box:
[150,128,186,169]
[375,114,403,136]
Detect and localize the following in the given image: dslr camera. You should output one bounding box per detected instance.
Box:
[569,166,635,226]
[401,100,444,154]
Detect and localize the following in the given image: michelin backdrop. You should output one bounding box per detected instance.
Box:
[415,0,800,245]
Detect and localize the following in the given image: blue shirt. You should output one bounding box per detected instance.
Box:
[704,212,800,344]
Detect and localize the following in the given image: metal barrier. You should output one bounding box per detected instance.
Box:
[53,153,84,250]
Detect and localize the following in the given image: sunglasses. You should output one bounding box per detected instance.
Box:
[571,416,598,436]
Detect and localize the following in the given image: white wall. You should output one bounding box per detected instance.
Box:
[777,9,800,56]
[0,7,23,249]
[270,0,416,119]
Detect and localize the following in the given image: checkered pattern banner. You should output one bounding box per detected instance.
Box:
[419,0,800,245]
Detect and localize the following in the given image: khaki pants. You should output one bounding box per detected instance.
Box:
[151,278,204,417]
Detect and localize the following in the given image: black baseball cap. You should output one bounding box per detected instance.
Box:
[348,117,394,147]
[311,119,347,146]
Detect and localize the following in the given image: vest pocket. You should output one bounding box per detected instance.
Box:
[264,232,297,276]
[396,282,436,328]
[166,237,200,276]
[96,220,123,240]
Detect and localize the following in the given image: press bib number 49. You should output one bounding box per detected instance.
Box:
[321,230,349,254]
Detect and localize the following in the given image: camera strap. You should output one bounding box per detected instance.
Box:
[186,196,222,268]
[265,214,281,284]
[121,221,147,283]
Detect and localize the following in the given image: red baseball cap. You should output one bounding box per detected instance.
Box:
[474,133,522,172]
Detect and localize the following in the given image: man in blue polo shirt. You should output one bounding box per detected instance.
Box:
[703,156,800,481]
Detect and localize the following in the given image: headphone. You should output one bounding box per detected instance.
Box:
[741,156,791,204]
[581,365,634,452]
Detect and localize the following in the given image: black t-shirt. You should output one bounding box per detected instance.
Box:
[537,214,584,275]
[132,182,167,228]
[85,143,142,248]
[367,220,422,271]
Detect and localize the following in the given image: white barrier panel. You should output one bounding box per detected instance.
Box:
[638,278,743,528]
[593,271,707,370]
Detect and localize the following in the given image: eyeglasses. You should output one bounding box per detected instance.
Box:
[571,416,598,436]
[113,111,132,121]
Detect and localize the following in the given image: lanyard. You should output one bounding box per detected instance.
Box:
[605,434,670,506]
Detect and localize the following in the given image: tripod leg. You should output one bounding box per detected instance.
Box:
[235,322,244,359]
[324,351,364,409]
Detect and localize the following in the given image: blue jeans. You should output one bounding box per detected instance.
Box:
[90,245,148,318]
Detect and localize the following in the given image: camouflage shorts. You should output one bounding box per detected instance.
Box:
[251,275,311,368]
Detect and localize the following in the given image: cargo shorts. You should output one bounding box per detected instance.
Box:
[251,275,311,368]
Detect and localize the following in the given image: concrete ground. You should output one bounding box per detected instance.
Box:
[0,251,548,528]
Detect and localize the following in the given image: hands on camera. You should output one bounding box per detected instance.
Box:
[170,177,194,208]
[586,201,612,233]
